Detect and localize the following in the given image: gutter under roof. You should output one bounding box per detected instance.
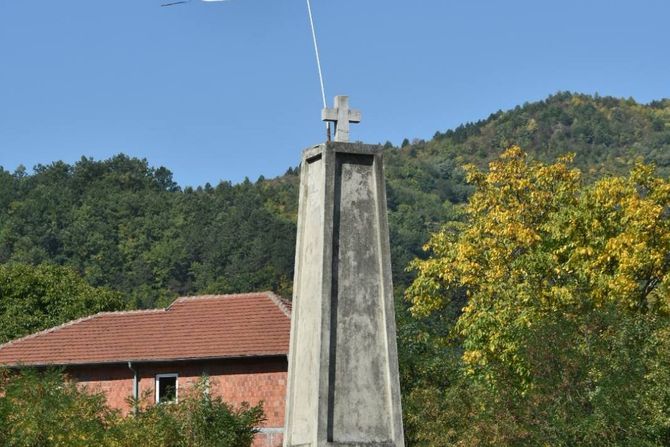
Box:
[1,352,289,369]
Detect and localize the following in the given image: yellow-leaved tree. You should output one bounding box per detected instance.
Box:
[405,147,670,446]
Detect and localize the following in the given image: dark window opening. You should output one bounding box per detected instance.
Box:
[156,375,177,403]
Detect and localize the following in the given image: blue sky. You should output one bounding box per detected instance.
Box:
[1,0,668,186]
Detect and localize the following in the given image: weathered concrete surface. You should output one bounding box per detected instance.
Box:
[284,142,405,447]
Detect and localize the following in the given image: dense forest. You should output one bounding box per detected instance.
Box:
[1,92,668,310]
[1,92,670,444]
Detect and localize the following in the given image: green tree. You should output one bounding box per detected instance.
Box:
[405,147,670,446]
[0,263,125,344]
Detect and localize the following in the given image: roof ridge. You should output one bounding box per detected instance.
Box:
[168,292,291,318]
[0,308,163,351]
[168,292,278,309]
[264,292,292,318]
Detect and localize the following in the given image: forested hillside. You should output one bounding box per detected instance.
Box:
[0,92,668,310]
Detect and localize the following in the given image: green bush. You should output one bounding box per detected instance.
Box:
[116,377,265,447]
[0,369,115,447]
[0,370,264,447]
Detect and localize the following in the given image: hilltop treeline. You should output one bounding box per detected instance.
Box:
[1,93,668,308]
[0,157,297,309]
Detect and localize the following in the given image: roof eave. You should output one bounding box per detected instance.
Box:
[0,352,288,369]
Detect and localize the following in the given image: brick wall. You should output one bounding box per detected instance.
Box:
[69,356,286,447]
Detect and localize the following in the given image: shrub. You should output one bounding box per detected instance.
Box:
[0,370,264,447]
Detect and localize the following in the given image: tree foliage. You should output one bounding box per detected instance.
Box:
[0,263,125,344]
[0,155,297,309]
[405,148,670,445]
[0,369,117,447]
[115,376,264,447]
[0,369,264,447]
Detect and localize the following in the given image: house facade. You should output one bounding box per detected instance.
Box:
[0,292,291,447]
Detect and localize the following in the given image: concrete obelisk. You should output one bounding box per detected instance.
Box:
[284,96,405,447]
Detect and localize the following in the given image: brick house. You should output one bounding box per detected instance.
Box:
[0,292,291,447]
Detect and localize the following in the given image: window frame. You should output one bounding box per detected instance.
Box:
[155,373,179,404]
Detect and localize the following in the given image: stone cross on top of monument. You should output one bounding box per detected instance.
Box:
[321,95,361,143]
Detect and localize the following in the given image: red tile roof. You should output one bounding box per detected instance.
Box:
[0,292,291,367]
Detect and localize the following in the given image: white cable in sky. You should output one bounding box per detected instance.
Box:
[306,0,327,110]
[161,0,228,7]
[163,0,330,137]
